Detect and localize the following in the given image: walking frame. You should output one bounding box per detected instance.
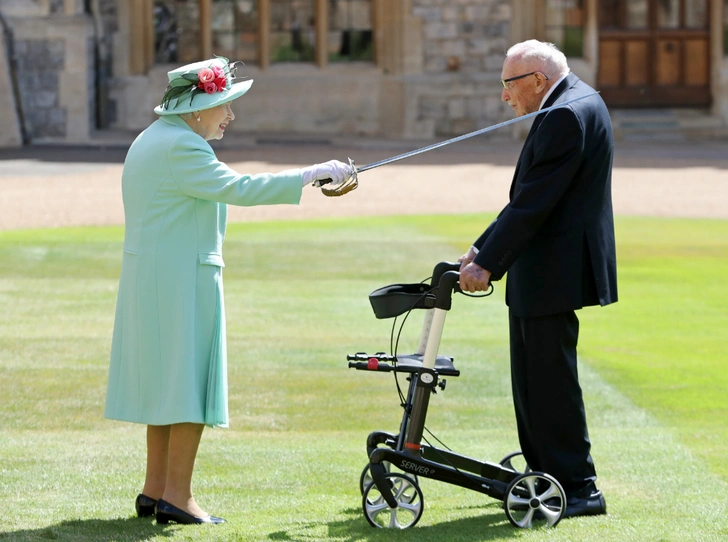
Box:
[347,261,567,529]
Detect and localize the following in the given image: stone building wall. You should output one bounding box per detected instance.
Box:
[405,0,513,137]
[5,13,95,144]
[14,37,67,138]
[414,0,510,74]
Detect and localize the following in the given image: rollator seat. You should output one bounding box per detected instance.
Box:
[395,354,460,377]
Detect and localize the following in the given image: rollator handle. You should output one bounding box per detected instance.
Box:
[431,261,461,290]
[433,270,461,311]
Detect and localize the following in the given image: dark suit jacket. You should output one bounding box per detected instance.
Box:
[473,73,618,318]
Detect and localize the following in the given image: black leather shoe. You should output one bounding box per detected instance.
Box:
[562,490,607,519]
[155,499,226,525]
[135,494,157,518]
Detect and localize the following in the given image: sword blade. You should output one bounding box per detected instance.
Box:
[356,92,599,173]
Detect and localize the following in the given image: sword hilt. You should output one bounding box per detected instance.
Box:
[313,157,358,188]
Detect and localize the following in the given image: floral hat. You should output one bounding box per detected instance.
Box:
[154,55,253,115]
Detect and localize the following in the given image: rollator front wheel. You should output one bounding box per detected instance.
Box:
[362,473,424,529]
[360,461,419,502]
[504,472,565,529]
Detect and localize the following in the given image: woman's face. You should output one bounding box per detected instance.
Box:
[195,102,235,140]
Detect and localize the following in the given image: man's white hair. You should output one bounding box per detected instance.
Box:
[506,40,569,78]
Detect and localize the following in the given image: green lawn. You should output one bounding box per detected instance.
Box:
[0,215,726,541]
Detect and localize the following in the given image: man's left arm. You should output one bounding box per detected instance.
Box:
[472,106,585,280]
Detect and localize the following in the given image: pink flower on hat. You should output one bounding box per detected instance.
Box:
[159,55,240,111]
[198,67,215,84]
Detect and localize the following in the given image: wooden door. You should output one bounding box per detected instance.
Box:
[598,0,710,107]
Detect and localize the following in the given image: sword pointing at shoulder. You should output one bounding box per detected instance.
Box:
[315,91,600,197]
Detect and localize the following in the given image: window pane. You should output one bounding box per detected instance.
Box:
[154,0,201,64]
[685,0,707,29]
[626,0,647,29]
[599,0,618,29]
[545,0,583,58]
[212,0,258,65]
[329,0,373,62]
[657,0,680,29]
[270,0,316,63]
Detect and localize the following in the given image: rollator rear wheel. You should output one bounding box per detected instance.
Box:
[362,473,424,529]
[504,472,565,529]
[499,451,531,473]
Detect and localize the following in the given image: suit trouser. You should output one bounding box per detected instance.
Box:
[508,309,597,496]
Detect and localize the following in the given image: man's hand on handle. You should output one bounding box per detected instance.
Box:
[459,260,491,293]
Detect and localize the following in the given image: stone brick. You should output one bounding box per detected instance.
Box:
[423,57,448,73]
[412,7,442,22]
[42,108,67,137]
[464,6,493,20]
[441,7,462,21]
[466,97,484,118]
[418,96,448,120]
[47,40,65,68]
[467,39,490,55]
[423,22,458,40]
[441,41,466,57]
[461,21,475,34]
[448,98,465,119]
[17,72,40,89]
[484,21,509,38]
[26,90,57,108]
[39,72,59,90]
[449,117,476,135]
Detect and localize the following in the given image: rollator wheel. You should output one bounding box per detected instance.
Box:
[362,473,424,529]
[360,461,419,502]
[504,472,565,529]
[499,451,531,474]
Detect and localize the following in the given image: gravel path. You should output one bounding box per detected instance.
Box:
[1,139,727,231]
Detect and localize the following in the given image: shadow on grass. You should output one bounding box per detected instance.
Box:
[269,504,522,541]
[0,517,177,541]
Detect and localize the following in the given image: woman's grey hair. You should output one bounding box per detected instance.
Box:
[506,40,570,78]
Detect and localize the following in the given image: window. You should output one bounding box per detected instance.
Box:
[329,0,373,62]
[154,0,200,64]
[544,0,584,58]
[212,0,259,65]
[270,0,316,62]
[685,0,707,29]
[151,0,374,68]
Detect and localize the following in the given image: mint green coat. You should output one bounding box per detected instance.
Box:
[104,115,303,428]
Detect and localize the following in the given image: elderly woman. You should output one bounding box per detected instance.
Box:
[104,57,350,525]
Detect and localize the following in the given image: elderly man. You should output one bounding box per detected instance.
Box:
[459,40,617,519]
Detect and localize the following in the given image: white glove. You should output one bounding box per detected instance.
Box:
[301,160,352,187]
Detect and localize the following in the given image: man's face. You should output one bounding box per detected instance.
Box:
[500,57,545,117]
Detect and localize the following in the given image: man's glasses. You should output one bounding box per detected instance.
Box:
[501,71,549,90]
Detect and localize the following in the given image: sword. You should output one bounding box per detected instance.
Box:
[317,91,600,196]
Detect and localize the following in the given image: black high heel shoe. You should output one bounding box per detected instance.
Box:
[155,499,226,524]
[135,494,157,517]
